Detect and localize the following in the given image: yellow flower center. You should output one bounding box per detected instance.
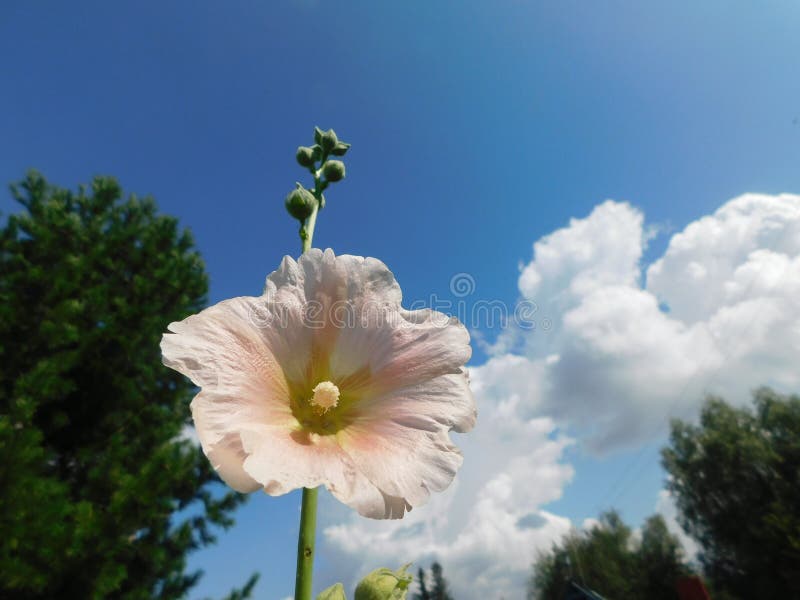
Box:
[310,381,340,412]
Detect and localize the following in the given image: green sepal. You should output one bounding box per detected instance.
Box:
[331,141,351,156]
[320,128,339,152]
[317,582,347,600]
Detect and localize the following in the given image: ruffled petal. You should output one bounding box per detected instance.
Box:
[239,427,410,518]
[329,308,472,399]
[359,369,476,434]
[161,297,298,490]
[336,418,464,509]
[203,430,260,493]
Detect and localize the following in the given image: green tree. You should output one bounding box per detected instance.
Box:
[413,562,452,600]
[429,562,453,600]
[0,172,255,599]
[662,388,800,599]
[414,566,431,600]
[638,515,689,600]
[529,510,689,600]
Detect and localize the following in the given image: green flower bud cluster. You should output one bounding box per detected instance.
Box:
[315,565,412,600]
[285,127,351,248]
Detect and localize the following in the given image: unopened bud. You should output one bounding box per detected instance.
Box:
[323,160,346,182]
[320,129,339,152]
[354,565,412,600]
[285,184,316,221]
[296,146,315,168]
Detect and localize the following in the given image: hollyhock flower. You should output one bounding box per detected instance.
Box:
[161,249,475,519]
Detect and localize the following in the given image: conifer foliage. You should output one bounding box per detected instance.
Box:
[0,172,253,598]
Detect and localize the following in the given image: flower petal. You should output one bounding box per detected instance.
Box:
[161,297,298,489]
[336,417,464,509]
[360,369,477,434]
[239,427,410,518]
[203,430,261,493]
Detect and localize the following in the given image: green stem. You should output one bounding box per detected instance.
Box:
[302,202,319,254]
[295,187,321,599]
[294,486,319,600]
[300,151,328,254]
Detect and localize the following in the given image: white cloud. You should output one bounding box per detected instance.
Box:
[655,489,700,562]
[321,193,800,599]
[646,195,800,323]
[515,193,800,451]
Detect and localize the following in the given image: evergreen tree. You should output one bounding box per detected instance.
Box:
[662,388,800,598]
[413,562,452,600]
[528,510,690,600]
[0,172,255,598]
[429,562,454,600]
[414,566,431,600]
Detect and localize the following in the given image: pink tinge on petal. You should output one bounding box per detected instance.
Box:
[336,417,464,508]
[329,310,472,398]
[161,297,290,401]
[360,370,476,434]
[238,426,408,518]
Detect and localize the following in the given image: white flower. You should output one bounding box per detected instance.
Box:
[161,249,475,519]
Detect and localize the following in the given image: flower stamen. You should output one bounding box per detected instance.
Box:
[310,381,340,412]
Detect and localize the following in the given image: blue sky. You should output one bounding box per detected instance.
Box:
[2,2,800,599]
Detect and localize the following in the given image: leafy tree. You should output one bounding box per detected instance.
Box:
[413,562,453,600]
[662,388,800,599]
[0,172,255,598]
[638,515,689,600]
[529,510,689,600]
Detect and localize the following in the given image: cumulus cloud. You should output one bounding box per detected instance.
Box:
[516,194,800,451]
[321,193,800,599]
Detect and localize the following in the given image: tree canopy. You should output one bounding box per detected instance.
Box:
[529,510,689,600]
[0,172,253,598]
[413,562,454,600]
[662,388,800,599]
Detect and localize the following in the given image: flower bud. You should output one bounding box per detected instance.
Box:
[317,583,346,600]
[331,142,351,157]
[320,129,339,152]
[296,146,315,168]
[314,126,324,144]
[354,565,412,600]
[323,160,346,182]
[285,184,316,221]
